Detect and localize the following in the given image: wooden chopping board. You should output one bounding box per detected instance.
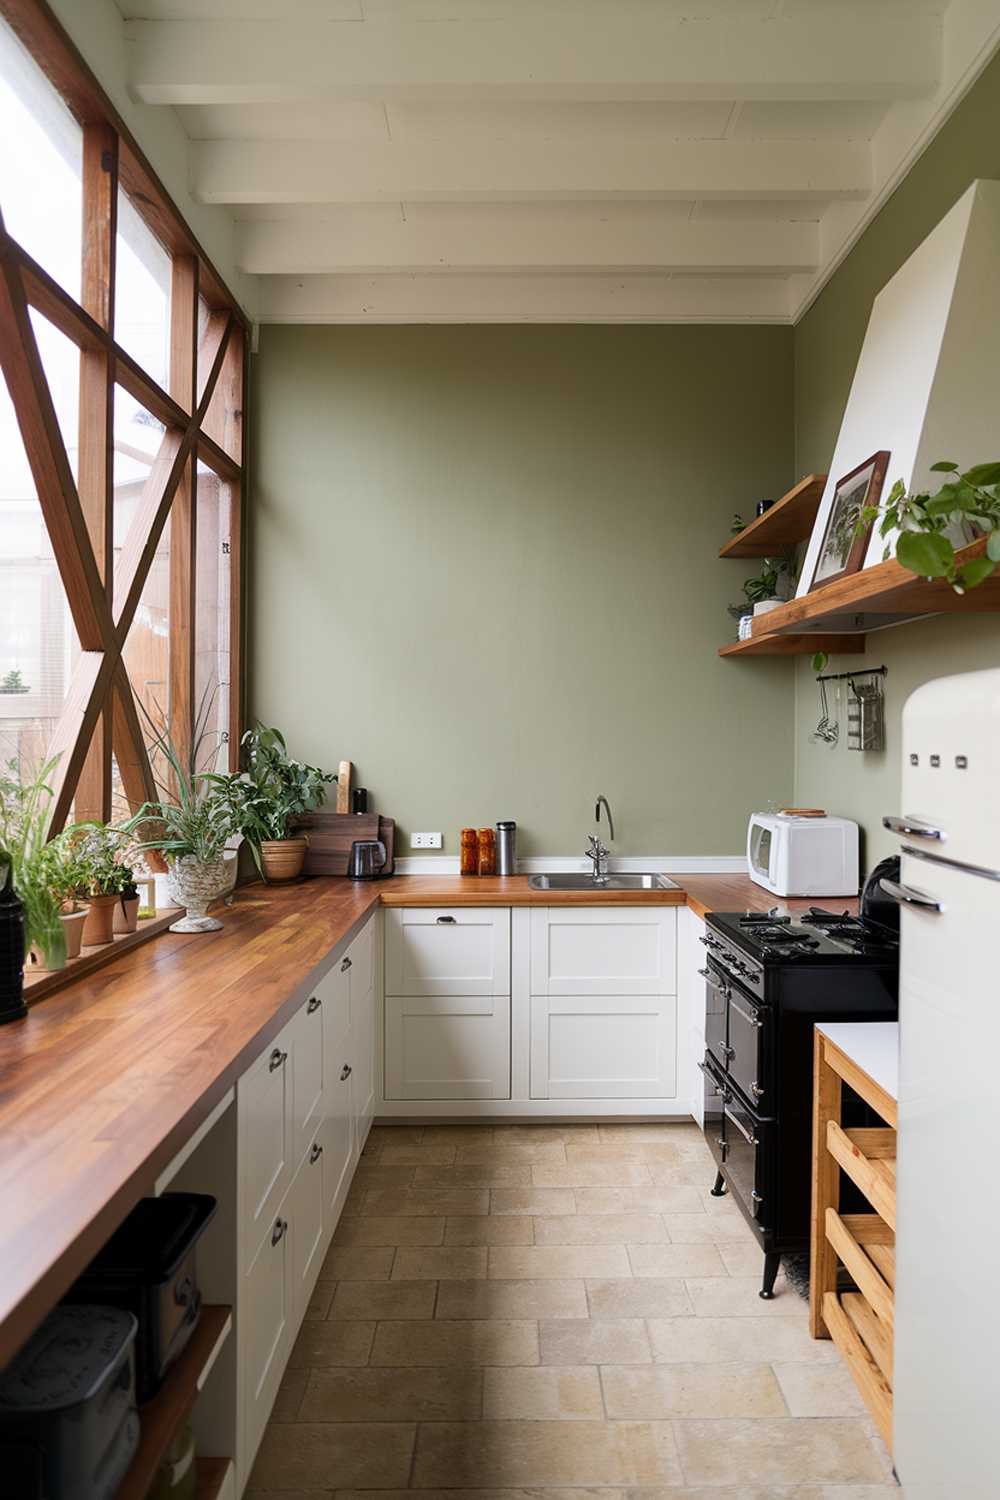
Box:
[295,811,381,875]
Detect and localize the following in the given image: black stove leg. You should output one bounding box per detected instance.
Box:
[759,1252,781,1300]
[710,1170,727,1197]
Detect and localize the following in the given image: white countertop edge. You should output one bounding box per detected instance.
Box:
[816,1020,899,1103]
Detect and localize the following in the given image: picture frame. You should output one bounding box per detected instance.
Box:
[807,450,890,592]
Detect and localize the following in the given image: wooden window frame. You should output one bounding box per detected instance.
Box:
[0,0,248,832]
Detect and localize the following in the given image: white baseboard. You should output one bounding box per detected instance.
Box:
[393,854,747,875]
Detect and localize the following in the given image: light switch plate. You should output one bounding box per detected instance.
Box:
[410,832,443,849]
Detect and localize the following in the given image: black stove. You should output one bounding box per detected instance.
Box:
[698,902,898,1299]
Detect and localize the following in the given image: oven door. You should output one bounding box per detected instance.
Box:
[700,961,732,1077]
[722,1092,773,1228]
[726,986,770,1111]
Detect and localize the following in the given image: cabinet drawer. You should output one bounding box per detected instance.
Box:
[530,907,676,996]
[289,993,325,1171]
[530,993,677,1099]
[345,915,375,1005]
[385,994,510,1099]
[386,908,510,996]
[242,1207,292,1477]
[238,1019,293,1259]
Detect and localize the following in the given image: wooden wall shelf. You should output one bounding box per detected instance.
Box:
[719,633,865,659]
[720,474,827,558]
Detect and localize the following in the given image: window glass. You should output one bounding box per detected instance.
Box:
[115,188,171,390]
[195,465,233,774]
[0,18,82,300]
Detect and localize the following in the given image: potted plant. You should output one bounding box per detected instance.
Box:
[209,725,336,882]
[39,830,91,961]
[728,556,792,635]
[68,823,135,946]
[0,759,66,972]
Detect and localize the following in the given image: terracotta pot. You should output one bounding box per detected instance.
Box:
[260,837,308,883]
[61,906,89,959]
[81,893,119,946]
[113,893,140,934]
[165,855,228,933]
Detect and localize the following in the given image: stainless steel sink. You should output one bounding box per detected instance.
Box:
[527,873,680,892]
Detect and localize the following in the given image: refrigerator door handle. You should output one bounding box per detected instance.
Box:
[879,876,944,913]
[902,843,1000,884]
[883,814,946,842]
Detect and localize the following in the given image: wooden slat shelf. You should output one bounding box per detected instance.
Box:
[720,474,827,557]
[719,633,865,659]
[196,1457,235,1499]
[116,1305,232,1500]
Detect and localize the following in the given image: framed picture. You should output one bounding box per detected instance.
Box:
[808,450,890,591]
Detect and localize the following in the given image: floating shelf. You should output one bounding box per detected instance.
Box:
[719,633,865,659]
[720,474,827,558]
[116,1306,232,1500]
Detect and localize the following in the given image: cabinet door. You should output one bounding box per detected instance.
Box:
[351,976,376,1149]
[238,1020,293,1261]
[530,993,677,1099]
[322,974,356,1224]
[530,907,676,996]
[290,1131,326,1326]
[242,1208,292,1477]
[386,908,510,996]
[289,993,325,1171]
[385,994,510,1099]
[346,915,375,1004]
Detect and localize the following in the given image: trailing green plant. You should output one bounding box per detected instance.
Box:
[858,459,1000,593]
[121,689,234,864]
[0,758,65,968]
[61,823,135,897]
[207,725,336,876]
[742,556,790,606]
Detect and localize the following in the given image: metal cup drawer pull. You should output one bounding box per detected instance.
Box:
[436,915,457,925]
[340,1063,353,1081]
[307,996,321,1014]
[309,1142,324,1164]
[341,956,352,973]
[271,1217,288,1246]
[269,1047,287,1072]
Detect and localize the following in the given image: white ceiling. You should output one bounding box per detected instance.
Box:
[115,0,1000,324]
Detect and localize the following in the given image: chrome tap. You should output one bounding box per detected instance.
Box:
[585,796,615,883]
[595,796,615,842]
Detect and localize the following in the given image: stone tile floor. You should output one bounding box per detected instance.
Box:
[248,1122,900,1498]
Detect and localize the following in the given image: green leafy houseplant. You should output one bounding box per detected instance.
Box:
[0,758,65,969]
[859,459,1000,593]
[207,725,336,880]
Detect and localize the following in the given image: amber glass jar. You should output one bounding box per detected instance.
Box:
[460,828,479,877]
[477,827,497,877]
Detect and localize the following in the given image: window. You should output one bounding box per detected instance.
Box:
[0,0,246,831]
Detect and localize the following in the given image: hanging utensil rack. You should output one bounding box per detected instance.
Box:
[815,665,888,683]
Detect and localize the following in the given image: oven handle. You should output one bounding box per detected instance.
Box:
[724,1104,760,1148]
[729,994,763,1029]
[696,1059,730,1101]
[698,965,731,998]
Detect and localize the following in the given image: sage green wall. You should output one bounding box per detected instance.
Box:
[793,53,1000,869]
[251,325,794,857]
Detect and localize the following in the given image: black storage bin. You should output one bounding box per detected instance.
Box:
[0,1303,139,1500]
[65,1193,217,1404]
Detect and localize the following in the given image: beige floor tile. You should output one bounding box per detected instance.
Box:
[533,1162,654,1188]
[570,1187,632,1213]
[662,1211,754,1244]
[628,1243,728,1278]
[534,1213,667,1245]
[362,1186,489,1216]
[458,1140,568,1164]
[773,1360,866,1417]
[436,1278,589,1320]
[601,1362,787,1419]
[411,1419,681,1487]
[539,1318,651,1366]
[718,1241,771,1275]
[445,1215,535,1245]
[269,1367,308,1420]
[371,1319,540,1367]
[647,1316,841,1365]
[339,1187,368,1218]
[621,1488,900,1499]
[299,1366,483,1421]
[685,1275,798,1317]
[350,1163,417,1190]
[563,1141,650,1162]
[494,1124,602,1143]
[329,1280,437,1320]
[484,1365,604,1420]
[414,1163,533,1187]
[317,1245,395,1282]
[336,1492,626,1500]
[673,1418,887,1486]
[379,1144,458,1165]
[367,1126,426,1147]
[587,1279,693,1319]
[622,1184,707,1213]
[421,1125,496,1146]
[392,1245,488,1280]
[332,1215,445,1247]
[490,1186,576,1215]
[490,1244,631,1279]
[249,1421,415,1490]
[287,1321,375,1369]
[599,1123,701,1143]
[305,1283,335,1319]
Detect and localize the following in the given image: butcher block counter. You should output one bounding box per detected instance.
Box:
[0,868,856,1366]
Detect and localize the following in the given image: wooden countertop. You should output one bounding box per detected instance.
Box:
[0,867,858,1366]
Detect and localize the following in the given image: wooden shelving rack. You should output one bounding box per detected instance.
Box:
[810,1032,896,1449]
[719,474,827,558]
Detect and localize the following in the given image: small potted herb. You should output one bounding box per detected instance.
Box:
[208,725,336,882]
[70,823,135,946]
[39,830,92,960]
[0,759,66,971]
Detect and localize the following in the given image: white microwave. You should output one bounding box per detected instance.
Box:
[747,812,859,898]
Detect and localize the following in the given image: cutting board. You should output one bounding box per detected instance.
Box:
[294,811,396,877]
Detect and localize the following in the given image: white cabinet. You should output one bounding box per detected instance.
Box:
[237,1020,293,1260]
[290,1128,326,1327]
[289,993,324,1171]
[386,907,510,996]
[348,939,376,1145]
[530,993,676,1098]
[320,957,357,1218]
[242,1207,292,1476]
[386,993,510,1099]
[530,907,676,995]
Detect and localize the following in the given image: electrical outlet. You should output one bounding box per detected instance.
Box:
[410,832,443,849]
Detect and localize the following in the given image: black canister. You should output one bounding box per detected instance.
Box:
[0,849,27,1026]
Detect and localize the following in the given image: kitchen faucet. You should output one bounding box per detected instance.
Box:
[585,796,615,883]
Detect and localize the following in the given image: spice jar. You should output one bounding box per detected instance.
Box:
[460,828,479,877]
[477,827,497,877]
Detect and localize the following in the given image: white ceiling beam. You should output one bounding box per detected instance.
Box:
[257,272,794,324]
[236,206,819,274]
[126,13,940,105]
[195,138,871,204]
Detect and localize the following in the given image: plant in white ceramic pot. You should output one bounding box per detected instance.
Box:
[207,725,336,883]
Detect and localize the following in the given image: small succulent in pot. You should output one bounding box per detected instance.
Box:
[207,725,336,883]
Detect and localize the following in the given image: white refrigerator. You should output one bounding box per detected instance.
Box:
[885,666,1000,1498]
